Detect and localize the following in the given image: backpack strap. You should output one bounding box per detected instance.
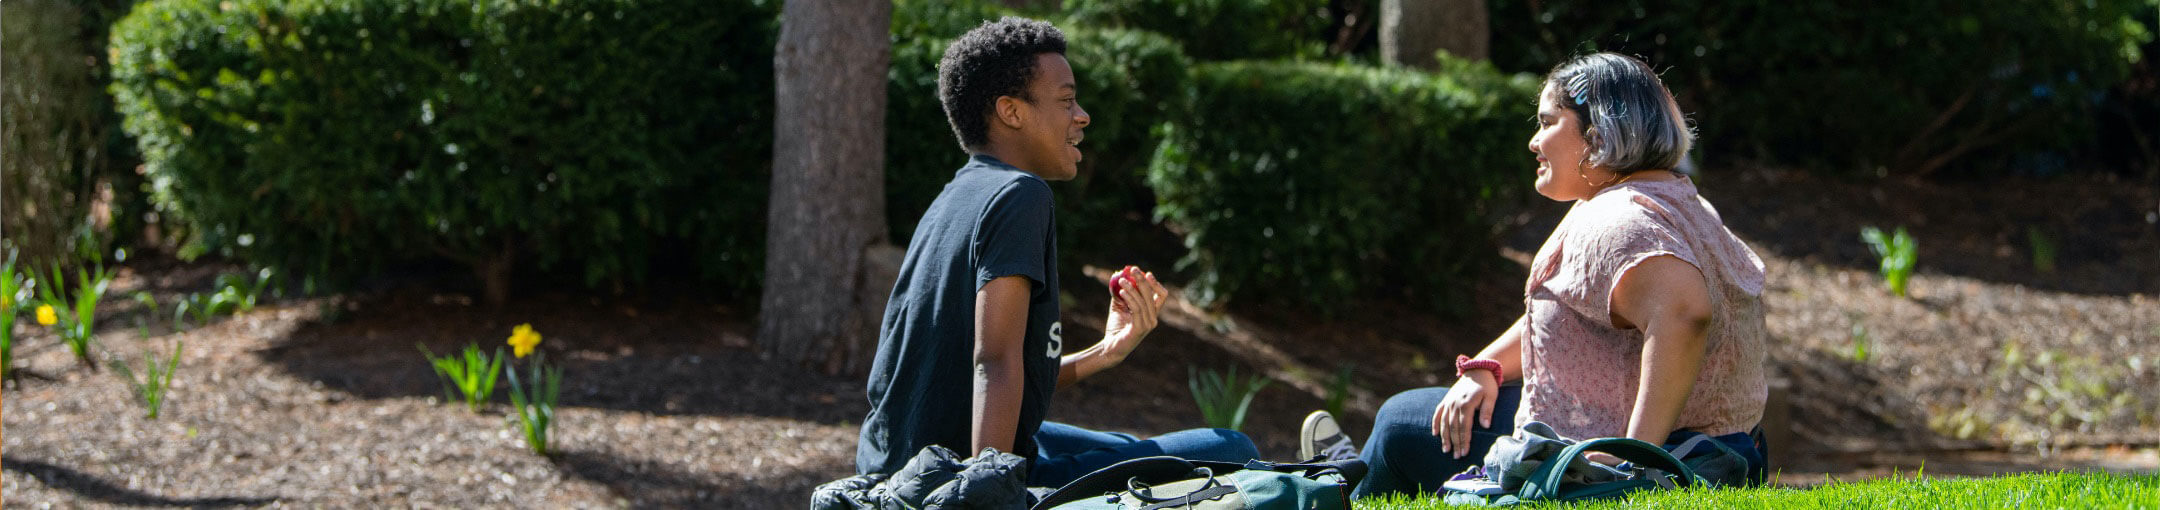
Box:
[1135,484,1239,510]
[1172,458,1364,485]
[1517,437,1702,501]
[1128,468,1240,510]
[1029,456,1367,510]
[1239,458,1368,486]
[1031,456,1203,510]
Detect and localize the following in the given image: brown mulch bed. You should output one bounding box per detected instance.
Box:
[1703,167,2160,472]
[4,284,866,508]
[5,167,2158,507]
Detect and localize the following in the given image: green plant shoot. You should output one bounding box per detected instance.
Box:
[1188,365,1271,432]
[1860,226,1917,297]
[2026,227,2057,274]
[418,343,504,412]
[211,268,273,314]
[1,255,23,381]
[171,287,240,331]
[112,340,183,419]
[506,352,564,456]
[36,263,112,370]
[188,291,223,325]
[133,291,159,337]
[1850,323,1871,362]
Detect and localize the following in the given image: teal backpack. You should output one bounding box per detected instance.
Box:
[1033,457,1364,510]
[1439,437,1710,506]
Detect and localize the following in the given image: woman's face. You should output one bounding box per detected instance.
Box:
[1528,84,1601,202]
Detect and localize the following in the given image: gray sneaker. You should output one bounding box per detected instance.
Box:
[1300,410,1360,462]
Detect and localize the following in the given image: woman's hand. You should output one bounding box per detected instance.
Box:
[1432,369,1501,459]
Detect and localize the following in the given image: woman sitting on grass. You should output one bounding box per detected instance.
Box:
[1298,52,1770,498]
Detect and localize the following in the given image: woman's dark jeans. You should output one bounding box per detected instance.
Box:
[1351,383,1766,499]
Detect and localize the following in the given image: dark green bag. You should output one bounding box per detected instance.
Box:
[1440,437,1707,506]
[1034,457,1364,510]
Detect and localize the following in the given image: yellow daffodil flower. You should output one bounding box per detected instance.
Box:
[507,323,542,358]
[36,304,59,326]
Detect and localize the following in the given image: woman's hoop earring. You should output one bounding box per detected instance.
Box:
[1575,126,1619,187]
[1576,157,1604,187]
[1585,167,1627,188]
[1577,153,1627,188]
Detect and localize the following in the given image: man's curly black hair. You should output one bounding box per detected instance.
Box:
[937,17,1067,152]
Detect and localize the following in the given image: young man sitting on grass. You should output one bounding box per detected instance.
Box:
[854,17,1261,489]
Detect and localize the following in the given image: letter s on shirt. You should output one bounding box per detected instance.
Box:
[1046,321,1062,358]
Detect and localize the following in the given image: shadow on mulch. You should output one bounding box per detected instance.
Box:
[2,457,279,508]
[1764,347,1956,477]
[1701,167,2160,297]
[237,185,1531,448]
[253,284,868,424]
[551,449,757,508]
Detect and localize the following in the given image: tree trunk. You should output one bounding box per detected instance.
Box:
[1381,0,1488,68]
[475,241,515,307]
[759,0,896,376]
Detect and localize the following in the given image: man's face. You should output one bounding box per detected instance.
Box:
[1013,53,1089,181]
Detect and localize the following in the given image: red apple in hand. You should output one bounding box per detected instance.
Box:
[1108,265,1140,306]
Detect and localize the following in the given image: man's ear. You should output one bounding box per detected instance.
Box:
[993,95,1029,130]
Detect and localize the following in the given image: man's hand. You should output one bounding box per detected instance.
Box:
[1059,268,1168,389]
[1099,268,1167,363]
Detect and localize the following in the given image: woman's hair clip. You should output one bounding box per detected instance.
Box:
[1566,73,1591,105]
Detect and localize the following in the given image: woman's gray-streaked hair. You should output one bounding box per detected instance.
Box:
[1544,53,1693,174]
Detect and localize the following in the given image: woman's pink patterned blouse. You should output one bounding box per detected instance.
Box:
[1517,176,1768,439]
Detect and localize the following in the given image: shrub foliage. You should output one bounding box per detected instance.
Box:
[109,0,777,296]
[1149,59,1539,312]
[1063,0,1332,61]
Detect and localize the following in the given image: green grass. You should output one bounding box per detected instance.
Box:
[1356,471,2160,509]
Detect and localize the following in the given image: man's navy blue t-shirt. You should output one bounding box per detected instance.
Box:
[856,154,1063,476]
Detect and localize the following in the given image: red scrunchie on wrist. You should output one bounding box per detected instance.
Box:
[1455,355,1503,382]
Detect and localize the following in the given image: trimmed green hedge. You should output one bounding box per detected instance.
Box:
[109,0,776,294]
[110,0,1546,311]
[889,1,1538,311]
[886,17,1192,251]
[883,0,987,244]
[890,0,1014,41]
[1063,0,1331,61]
[1149,58,1539,313]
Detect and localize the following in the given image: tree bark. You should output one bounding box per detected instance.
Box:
[475,240,515,307]
[759,0,896,376]
[1381,0,1488,68]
